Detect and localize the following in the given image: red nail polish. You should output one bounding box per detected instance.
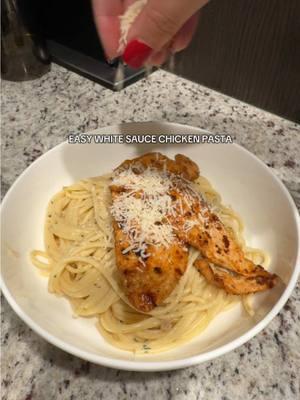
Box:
[122,40,153,69]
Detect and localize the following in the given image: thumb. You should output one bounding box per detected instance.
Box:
[123,0,208,67]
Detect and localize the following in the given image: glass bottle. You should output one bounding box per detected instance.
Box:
[1,0,50,81]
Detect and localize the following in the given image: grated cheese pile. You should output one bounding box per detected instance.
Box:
[118,0,148,53]
[112,167,171,196]
[111,167,175,254]
[110,166,208,258]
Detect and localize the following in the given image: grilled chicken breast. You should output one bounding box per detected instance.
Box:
[110,152,277,312]
[110,190,189,312]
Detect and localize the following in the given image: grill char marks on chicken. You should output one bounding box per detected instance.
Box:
[167,176,277,292]
[112,214,189,312]
[167,181,274,279]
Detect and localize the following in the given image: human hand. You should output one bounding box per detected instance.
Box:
[92,0,209,68]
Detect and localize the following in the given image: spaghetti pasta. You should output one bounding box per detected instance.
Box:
[31,173,269,354]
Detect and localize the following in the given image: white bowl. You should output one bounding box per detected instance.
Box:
[1,122,300,371]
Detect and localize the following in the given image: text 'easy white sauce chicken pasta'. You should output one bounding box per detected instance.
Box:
[31,153,277,353]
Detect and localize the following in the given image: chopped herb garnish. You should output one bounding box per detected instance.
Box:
[142,343,151,351]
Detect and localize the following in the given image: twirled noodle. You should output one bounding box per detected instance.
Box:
[31,174,269,353]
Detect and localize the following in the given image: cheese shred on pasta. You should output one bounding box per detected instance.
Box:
[31,174,269,354]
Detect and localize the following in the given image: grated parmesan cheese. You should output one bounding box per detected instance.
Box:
[112,167,171,196]
[114,1,148,91]
[183,220,198,232]
[110,166,208,256]
[111,167,175,252]
[118,0,148,53]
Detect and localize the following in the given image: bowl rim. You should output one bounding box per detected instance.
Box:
[1,122,300,371]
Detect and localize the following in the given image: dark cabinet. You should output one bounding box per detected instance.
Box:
[166,0,300,122]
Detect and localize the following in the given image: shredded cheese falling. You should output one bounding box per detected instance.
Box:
[118,0,148,53]
[114,1,148,91]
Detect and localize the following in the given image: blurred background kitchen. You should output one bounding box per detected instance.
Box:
[2,0,300,122]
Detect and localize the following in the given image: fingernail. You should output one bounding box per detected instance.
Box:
[122,40,153,69]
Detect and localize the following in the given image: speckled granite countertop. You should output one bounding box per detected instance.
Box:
[1,65,300,400]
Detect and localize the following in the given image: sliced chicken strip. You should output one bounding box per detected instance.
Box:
[195,258,277,295]
[168,181,275,281]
